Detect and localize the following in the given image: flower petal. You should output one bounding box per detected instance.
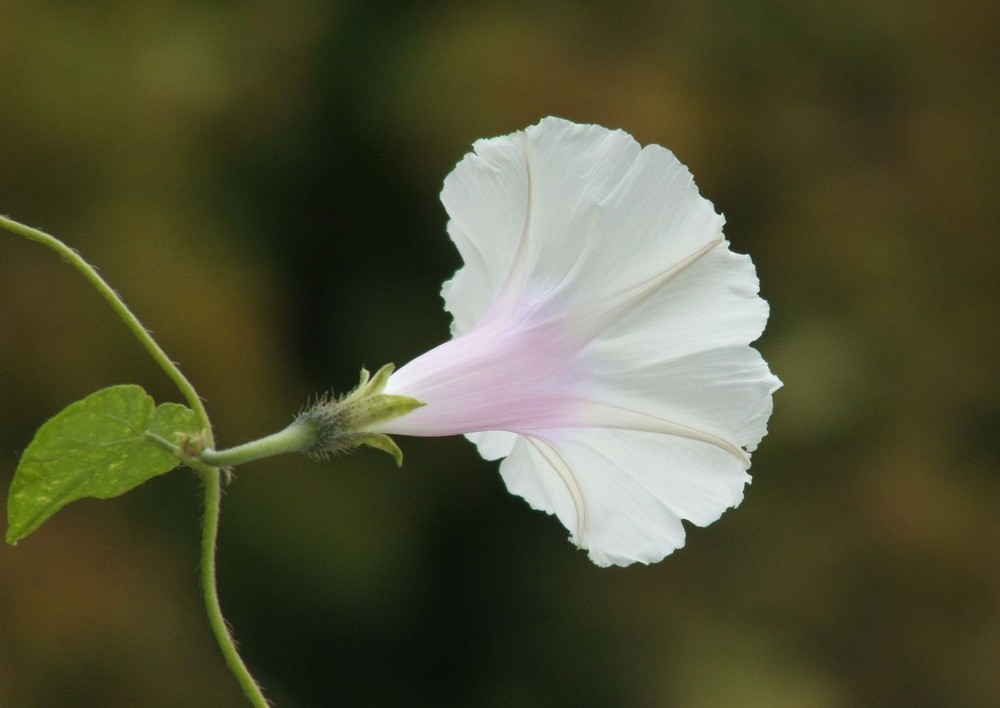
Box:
[588,243,771,362]
[440,133,529,335]
[500,428,751,567]
[569,241,781,452]
[465,430,518,461]
[516,128,724,314]
[574,347,780,454]
[441,117,724,334]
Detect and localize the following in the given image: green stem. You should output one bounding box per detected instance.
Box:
[2,214,269,706]
[0,214,209,428]
[199,419,317,467]
[200,468,271,707]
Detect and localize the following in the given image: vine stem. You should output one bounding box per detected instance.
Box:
[200,467,270,707]
[0,215,209,428]
[2,215,269,707]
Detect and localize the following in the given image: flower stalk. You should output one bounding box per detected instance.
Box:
[176,364,422,469]
[197,421,319,468]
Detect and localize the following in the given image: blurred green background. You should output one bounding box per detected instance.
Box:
[1,1,997,706]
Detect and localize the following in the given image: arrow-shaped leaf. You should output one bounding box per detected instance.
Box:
[6,385,200,544]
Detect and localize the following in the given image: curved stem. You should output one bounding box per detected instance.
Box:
[0,214,209,426]
[200,468,271,707]
[3,214,268,706]
[199,419,316,467]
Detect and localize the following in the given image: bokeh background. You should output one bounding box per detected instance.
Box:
[1,1,997,706]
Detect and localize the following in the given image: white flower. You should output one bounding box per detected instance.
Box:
[378,117,780,567]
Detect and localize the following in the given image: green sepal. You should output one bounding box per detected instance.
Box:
[301,364,422,466]
[341,364,424,426]
[354,433,406,467]
[6,385,200,545]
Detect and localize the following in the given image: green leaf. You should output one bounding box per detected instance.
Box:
[6,385,200,545]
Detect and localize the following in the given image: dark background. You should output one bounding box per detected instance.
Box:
[1,2,997,706]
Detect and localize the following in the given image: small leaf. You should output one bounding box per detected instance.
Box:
[6,385,200,545]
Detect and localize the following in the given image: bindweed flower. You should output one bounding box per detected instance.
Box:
[362,117,779,566]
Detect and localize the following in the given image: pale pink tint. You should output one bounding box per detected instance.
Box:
[382,305,584,436]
